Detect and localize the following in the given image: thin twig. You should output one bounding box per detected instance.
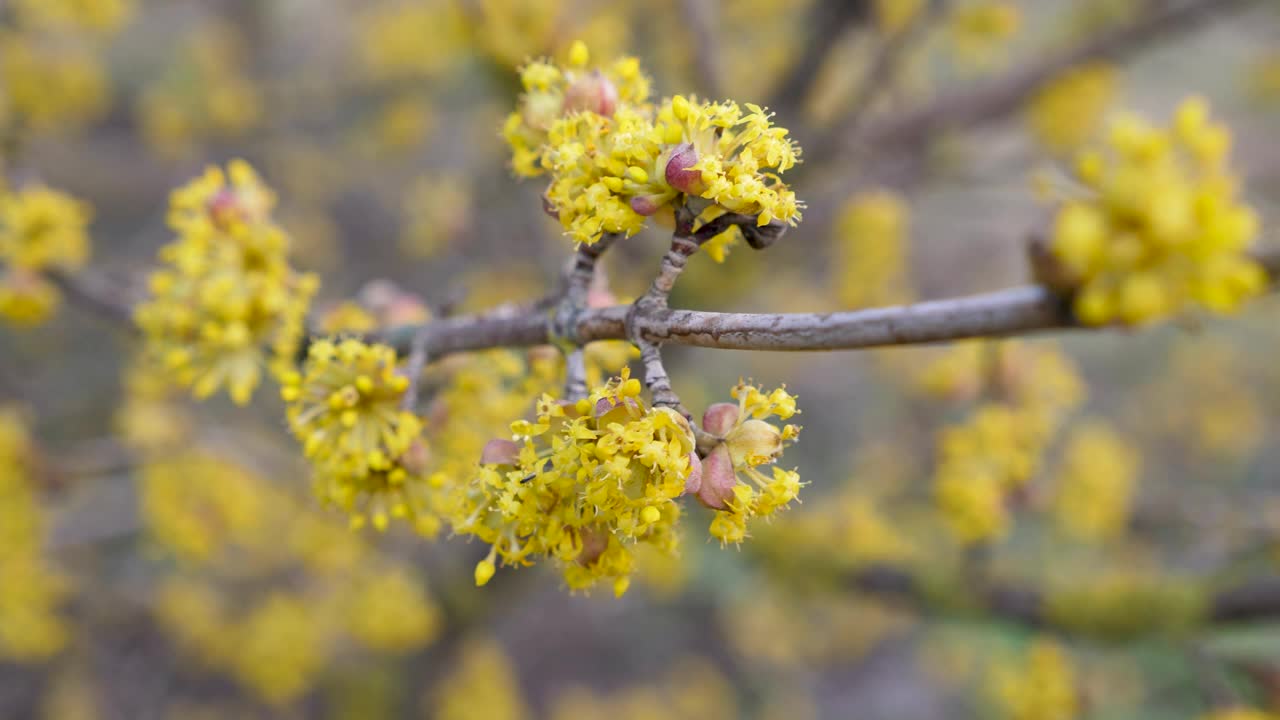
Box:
[400,326,431,411]
[768,0,871,111]
[564,348,588,402]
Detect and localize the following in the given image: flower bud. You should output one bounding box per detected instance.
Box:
[480,438,521,466]
[701,402,740,437]
[474,559,496,587]
[664,142,705,195]
[577,527,609,566]
[683,451,703,495]
[563,70,619,117]
[696,444,738,510]
[207,189,244,229]
[630,194,667,216]
[399,438,432,474]
[724,419,783,467]
[522,90,563,131]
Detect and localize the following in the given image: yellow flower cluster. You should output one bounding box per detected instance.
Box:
[144,451,442,704]
[431,637,530,720]
[399,173,472,258]
[504,44,802,245]
[542,94,802,245]
[0,32,110,133]
[986,639,1079,720]
[114,356,192,451]
[696,382,803,546]
[949,1,1021,68]
[933,341,1085,544]
[0,185,91,326]
[282,338,437,533]
[1026,63,1118,155]
[503,41,651,178]
[457,369,697,596]
[0,409,70,661]
[138,22,262,157]
[1052,421,1140,542]
[13,0,135,34]
[356,1,465,83]
[1049,97,1265,325]
[833,190,913,308]
[135,161,319,405]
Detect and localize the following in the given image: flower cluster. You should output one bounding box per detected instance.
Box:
[985,639,1079,720]
[695,381,802,546]
[948,1,1021,68]
[456,369,697,596]
[833,190,913,308]
[0,409,70,662]
[1047,97,1265,325]
[134,161,318,405]
[1025,62,1118,155]
[503,41,651,177]
[1051,421,1140,543]
[282,338,437,533]
[138,22,262,157]
[505,44,802,247]
[0,185,91,326]
[144,450,442,704]
[932,341,1085,544]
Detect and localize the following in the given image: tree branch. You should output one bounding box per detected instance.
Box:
[847,0,1261,157]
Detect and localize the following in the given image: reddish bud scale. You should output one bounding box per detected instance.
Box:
[563,70,619,117]
[664,143,704,195]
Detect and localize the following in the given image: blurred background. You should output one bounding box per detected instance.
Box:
[4,0,1280,718]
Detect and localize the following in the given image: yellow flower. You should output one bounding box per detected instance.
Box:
[13,0,135,34]
[1026,63,1118,155]
[987,639,1079,720]
[135,161,318,405]
[503,42,651,178]
[697,382,803,546]
[431,638,529,720]
[1052,421,1140,542]
[0,409,70,662]
[283,338,441,533]
[833,190,913,308]
[453,369,697,594]
[231,593,328,705]
[0,185,91,271]
[0,34,109,132]
[541,95,802,246]
[1048,98,1265,325]
[342,566,441,654]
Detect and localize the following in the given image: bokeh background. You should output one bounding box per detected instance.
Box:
[4,0,1280,718]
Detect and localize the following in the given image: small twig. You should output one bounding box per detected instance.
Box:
[768,0,871,111]
[564,348,588,402]
[636,341,681,411]
[847,0,1260,158]
[400,326,431,412]
[47,269,139,329]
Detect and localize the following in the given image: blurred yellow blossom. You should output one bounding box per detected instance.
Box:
[135,161,318,405]
[1048,97,1264,325]
[987,639,1079,720]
